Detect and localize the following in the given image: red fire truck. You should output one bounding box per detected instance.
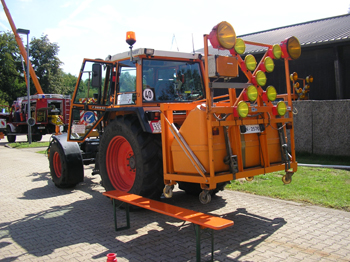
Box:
[4,94,70,142]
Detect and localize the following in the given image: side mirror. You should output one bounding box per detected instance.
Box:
[91,63,102,88]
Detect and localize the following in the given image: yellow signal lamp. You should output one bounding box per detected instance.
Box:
[234,101,249,118]
[268,44,282,59]
[245,54,257,71]
[272,101,287,116]
[260,56,275,73]
[234,38,246,54]
[246,85,258,102]
[266,85,277,101]
[252,70,267,87]
[208,21,236,50]
[290,72,298,82]
[304,84,310,90]
[126,31,136,46]
[281,36,301,60]
[306,75,313,83]
[293,82,300,89]
[297,88,302,93]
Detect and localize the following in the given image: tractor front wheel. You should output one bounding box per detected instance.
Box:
[49,141,83,188]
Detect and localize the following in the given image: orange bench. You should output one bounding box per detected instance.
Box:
[103,190,234,262]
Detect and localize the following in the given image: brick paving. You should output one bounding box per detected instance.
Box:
[1,136,350,261]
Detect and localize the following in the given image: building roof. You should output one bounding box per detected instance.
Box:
[203,14,350,55]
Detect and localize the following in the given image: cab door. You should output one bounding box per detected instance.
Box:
[68,59,115,142]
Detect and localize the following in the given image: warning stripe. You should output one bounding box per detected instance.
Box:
[79,98,98,124]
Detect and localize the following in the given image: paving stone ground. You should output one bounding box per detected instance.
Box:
[1,135,350,261]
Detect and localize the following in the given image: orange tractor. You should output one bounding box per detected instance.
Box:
[48,22,299,203]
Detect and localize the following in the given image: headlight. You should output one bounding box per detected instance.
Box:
[266,86,277,101]
[234,38,246,54]
[263,56,274,73]
[209,21,236,50]
[255,70,267,86]
[237,101,249,118]
[281,36,301,60]
[247,85,258,102]
[245,55,257,71]
[276,101,287,116]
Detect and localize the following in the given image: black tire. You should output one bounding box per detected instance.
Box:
[7,134,16,143]
[49,141,83,188]
[178,181,229,196]
[99,115,163,199]
[31,134,42,142]
[6,126,16,143]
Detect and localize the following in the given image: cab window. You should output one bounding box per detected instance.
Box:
[142,59,204,102]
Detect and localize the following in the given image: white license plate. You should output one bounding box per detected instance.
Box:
[243,125,261,134]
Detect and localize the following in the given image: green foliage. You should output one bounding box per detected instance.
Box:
[120,71,136,92]
[59,72,77,96]
[0,31,26,104]
[0,31,76,104]
[29,34,62,94]
[227,167,350,211]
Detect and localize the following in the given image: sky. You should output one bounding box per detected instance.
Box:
[1,0,349,75]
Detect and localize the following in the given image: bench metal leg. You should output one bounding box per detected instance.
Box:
[113,199,130,231]
[194,225,214,262]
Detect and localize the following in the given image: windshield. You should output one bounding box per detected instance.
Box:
[142,59,204,102]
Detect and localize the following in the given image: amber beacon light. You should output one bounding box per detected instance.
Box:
[126,31,136,46]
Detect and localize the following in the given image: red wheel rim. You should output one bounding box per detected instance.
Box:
[53,151,62,178]
[106,136,136,191]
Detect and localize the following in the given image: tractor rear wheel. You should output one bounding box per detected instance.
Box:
[99,115,163,199]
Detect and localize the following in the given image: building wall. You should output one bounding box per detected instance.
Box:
[293,100,350,156]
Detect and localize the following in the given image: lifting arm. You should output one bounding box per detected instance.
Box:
[1,0,44,94]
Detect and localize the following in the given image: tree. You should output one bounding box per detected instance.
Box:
[59,72,78,96]
[0,32,69,105]
[29,34,62,94]
[0,31,26,105]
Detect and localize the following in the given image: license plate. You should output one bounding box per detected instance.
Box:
[242,125,261,134]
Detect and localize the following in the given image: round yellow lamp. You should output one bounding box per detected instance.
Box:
[208,21,236,50]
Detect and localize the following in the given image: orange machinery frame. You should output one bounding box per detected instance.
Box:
[161,35,297,191]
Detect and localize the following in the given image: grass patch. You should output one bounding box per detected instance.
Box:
[226,166,350,211]
[8,141,49,148]
[296,152,350,166]
[36,150,47,154]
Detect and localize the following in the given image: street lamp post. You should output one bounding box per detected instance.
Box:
[16,28,31,144]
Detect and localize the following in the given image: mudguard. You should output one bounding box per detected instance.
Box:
[50,133,84,185]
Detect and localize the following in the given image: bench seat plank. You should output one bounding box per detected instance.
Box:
[103,190,233,230]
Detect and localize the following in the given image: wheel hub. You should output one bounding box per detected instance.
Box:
[106,136,136,191]
[128,155,136,170]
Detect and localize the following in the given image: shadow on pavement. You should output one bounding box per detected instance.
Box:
[1,169,287,262]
